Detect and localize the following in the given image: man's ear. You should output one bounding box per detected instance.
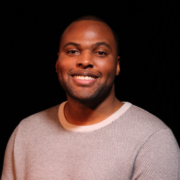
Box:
[55,61,58,70]
[55,52,59,71]
[116,56,120,76]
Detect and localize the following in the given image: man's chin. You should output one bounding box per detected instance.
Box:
[67,92,102,104]
[69,94,97,103]
[64,83,114,105]
[66,90,111,107]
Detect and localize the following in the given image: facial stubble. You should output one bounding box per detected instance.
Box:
[58,75,115,105]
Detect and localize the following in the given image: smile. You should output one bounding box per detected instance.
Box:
[73,76,95,80]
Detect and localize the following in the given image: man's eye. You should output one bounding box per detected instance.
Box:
[66,50,80,55]
[96,51,107,56]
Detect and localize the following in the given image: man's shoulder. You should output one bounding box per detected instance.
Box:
[118,103,169,134]
[17,104,61,133]
[110,103,178,152]
[23,104,59,122]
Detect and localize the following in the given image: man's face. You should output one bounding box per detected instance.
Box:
[56,20,120,104]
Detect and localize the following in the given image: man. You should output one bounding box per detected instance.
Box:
[1,16,180,180]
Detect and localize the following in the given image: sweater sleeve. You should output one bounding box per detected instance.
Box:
[1,127,18,180]
[132,128,180,180]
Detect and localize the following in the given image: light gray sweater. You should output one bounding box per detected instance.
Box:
[1,102,180,180]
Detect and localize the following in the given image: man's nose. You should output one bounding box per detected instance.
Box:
[76,51,94,68]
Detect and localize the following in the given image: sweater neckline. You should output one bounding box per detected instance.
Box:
[58,101,132,132]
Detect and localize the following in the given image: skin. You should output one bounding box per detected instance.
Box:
[56,20,123,125]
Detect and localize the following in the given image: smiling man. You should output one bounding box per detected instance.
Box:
[56,18,123,126]
[1,16,180,180]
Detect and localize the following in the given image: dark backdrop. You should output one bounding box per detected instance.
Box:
[1,0,179,175]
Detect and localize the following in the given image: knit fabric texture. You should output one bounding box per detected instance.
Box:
[1,102,180,180]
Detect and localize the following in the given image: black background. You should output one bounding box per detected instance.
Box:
[1,0,180,175]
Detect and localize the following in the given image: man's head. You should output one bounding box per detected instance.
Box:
[56,16,120,105]
[60,16,120,56]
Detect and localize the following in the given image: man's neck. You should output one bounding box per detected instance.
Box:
[64,95,123,126]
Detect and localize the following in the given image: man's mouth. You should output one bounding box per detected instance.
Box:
[69,69,101,86]
[69,69,101,81]
[73,75,96,80]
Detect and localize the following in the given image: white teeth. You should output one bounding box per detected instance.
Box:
[74,76,95,80]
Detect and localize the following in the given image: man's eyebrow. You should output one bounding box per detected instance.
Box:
[93,42,112,50]
[63,42,80,49]
[63,42,112,50]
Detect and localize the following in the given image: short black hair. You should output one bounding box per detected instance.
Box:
[60,15,119,56]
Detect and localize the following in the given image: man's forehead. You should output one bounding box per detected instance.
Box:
[60,20,115,45]
[66,20,111,31]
